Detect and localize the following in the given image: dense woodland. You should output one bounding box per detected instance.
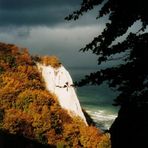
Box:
[0,42,110,148]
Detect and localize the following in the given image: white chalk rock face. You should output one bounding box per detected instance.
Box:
[37,63,87,125]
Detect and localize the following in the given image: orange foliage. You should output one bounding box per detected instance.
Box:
[41,56,61,68]
[0,42,111,147]
[3,109,34,138]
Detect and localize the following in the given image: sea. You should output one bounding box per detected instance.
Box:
[68,67,120,131]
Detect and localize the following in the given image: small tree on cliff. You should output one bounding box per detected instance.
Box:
[66,0,148,147]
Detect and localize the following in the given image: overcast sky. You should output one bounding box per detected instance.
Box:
[1,0,144,69]
[0,0,108,68]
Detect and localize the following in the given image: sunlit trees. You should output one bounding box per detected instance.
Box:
[0,42,110,147]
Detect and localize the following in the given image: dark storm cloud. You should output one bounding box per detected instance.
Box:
[0,0,81,10]
[0,0,106,68]
[0,7,69,26]
[0,0,82,26]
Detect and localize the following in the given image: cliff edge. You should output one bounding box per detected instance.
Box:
[37,61,87,124]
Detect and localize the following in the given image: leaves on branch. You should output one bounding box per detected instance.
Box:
[67,0,148,107]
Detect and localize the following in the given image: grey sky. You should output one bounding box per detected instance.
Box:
[0,0,80,26]
[1,0,142,68]
[0,0,106,27]
[0,0,107,68]
[0,0,80,9]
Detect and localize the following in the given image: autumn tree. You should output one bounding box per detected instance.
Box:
[0,42,110,147]
[66,0,148,147]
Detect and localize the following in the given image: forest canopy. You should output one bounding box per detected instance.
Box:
[0,42,110,148]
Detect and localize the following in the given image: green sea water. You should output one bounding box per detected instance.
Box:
[69,67,119,130]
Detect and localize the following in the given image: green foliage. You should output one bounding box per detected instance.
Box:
[37,132,48,144]
[0,109,4,128]
[0,109,4,121]
[2,55,17,68]
[56,142,65,148]
[0,66,4,74]
[16,92,34,111]
[98,133,111,148]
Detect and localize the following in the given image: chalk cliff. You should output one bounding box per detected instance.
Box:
[37,63,87,124]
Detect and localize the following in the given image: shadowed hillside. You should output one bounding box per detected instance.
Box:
[0,130,55,148]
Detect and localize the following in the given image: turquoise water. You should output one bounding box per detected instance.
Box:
[68,67,119,130]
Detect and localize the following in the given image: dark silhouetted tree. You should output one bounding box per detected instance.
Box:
[66,0,148,147]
